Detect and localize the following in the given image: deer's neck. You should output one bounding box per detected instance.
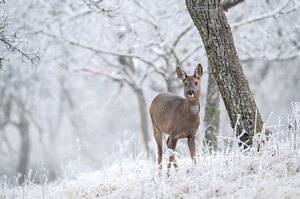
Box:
[185,100,200,115]
[189,104,199,115]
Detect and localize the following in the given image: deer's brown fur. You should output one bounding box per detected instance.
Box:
[149,64,203,176]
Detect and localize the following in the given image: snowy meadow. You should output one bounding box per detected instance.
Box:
[1,103,300,199]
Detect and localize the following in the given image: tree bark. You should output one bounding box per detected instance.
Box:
[186,0,264,146]
[204,66,219,152]
[203,0,244,152]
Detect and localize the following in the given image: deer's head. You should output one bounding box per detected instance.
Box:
[176,64,203,101]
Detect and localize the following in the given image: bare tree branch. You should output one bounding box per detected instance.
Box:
[0,14,40,67]
[180,45,203,64]
[81,0,117,17]
[0,38,40,66]
[222,0,244,11]
[132,0,157,23]
[38,31,158,69]
[232,1,300,28]
[172,25,193,49]
[79,68,123,81]
[241,54,299,63]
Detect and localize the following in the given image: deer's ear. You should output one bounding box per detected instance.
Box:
[176,67,187,80]
[194,63,203,78]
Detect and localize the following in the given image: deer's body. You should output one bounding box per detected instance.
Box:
[150,92,200,139]
[149,64,203,176]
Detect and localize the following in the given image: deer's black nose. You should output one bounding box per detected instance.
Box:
[187,90,195,96]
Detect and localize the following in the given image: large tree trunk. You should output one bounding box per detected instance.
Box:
[203,0,244,152]
[186,0,264,146]
[204,66,219,152]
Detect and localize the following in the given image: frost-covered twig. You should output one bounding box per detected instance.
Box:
[288,102,300,150]
[232,0,300,28]
[81,0,118,17]
[0,13,40,67]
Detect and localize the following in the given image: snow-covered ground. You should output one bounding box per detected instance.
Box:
[55,148,300,199]
[2,139,300,198]
[1,103,300,199]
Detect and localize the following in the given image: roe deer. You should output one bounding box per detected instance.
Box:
[149,64,203,176]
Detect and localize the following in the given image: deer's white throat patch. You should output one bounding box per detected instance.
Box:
[189,105,199,115]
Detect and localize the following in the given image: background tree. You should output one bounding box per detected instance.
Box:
[204,66,220,152]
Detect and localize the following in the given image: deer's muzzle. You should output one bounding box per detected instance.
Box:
[187,90,195,98]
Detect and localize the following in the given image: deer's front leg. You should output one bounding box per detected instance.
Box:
[166,136,178,176]
[188,136,196,164]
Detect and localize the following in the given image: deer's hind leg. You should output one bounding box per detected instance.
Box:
[152,123,163,175]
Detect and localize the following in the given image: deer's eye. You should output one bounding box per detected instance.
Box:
[184,83,187,87]
[195,82,198,85]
